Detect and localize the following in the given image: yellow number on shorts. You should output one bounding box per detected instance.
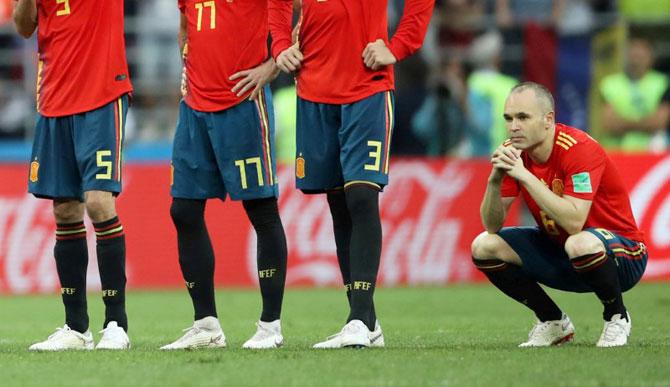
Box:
[56,0,71,16]
[540,210,560,235]
[195,1,216,31]
[364,141,382,171]
[96,150,112,180]
[235,157,264,190]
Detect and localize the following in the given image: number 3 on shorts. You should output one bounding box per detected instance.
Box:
[96,150,112,180]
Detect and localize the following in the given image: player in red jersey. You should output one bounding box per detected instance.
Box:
[161,0,287,350]
[472,82,647,347]
[270,0,434,348]
[14,0,132,351]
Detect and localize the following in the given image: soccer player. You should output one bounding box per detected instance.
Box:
[160,0,287,350]
[472,82,647,347]
[13,0,132,350]
[270,0,434,348]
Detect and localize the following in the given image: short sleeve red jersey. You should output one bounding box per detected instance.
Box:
[35,0,132,117]
[179,0,269,112]
[500,123,644,244]
[268,0,434,104]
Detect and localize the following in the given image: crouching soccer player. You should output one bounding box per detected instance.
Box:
[14,0,132,350]
[472,82,647,347]
[160,0,287,350]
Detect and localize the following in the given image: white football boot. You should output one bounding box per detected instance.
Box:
[596,312,631,347]
[96,321,130,350]
[242,320,284,349]
[518,314,575,347]
[369,320,385,348]
[313,320,371,349]
[160,316,226,350]
[28,325,94,351]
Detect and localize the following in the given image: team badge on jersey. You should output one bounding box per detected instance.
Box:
[30,159,40,183]
[552,179,564,197]
[296,155,306,179]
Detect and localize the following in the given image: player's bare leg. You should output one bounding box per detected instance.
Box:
[84,190,129,349]
[472,232,574,347]
[565,232,631,347]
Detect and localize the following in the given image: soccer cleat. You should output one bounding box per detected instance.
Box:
[518,314,575,347]
[313,319,371,349]
[369,320,385,348]
[160,316,226,350]
[242,320,284,349]
[596,312,631,347]
[96,321,130,350]
[28,325,94,351]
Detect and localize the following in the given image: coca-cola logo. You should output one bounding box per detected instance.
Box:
[629,155,670,278]
[246,161,477,286]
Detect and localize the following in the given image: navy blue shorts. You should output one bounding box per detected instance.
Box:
[170,86,278,201]
[28,95,129,201]
[498,226,647,293]
[295,91,395,192]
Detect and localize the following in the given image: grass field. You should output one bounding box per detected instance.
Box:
[1,283,669,386]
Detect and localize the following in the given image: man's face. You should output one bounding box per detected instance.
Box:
[626,39,654,79]
[503,89,551,151]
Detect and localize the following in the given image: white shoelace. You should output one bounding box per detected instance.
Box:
[48,326,71,340]
[251,323,276,340]
[601,320,626,341]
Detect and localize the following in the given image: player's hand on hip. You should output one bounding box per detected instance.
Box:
[362,39,397,70]
[276,43,303,73]
[230,58,280,100]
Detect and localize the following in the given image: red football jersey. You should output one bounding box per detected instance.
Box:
[179,0,269,112]
[501,123,644,244]
[35,0,132,117]
[269,0,434,104]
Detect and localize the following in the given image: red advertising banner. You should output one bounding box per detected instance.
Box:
[0,155,668,294]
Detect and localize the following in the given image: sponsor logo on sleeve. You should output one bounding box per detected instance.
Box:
[571,172,592,193]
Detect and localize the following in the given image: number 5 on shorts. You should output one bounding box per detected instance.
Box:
[96,150,112,180]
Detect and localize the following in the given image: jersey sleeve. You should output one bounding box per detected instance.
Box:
[178,0,185,12]
[268,0,294,60]
[561,142,606,201]
[500,174,520,198]
[388,0,435,61]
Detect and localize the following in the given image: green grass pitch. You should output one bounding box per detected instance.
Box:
[1,284,669,386]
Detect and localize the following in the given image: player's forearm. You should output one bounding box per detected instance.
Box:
[388,0,434,62]
[13,0,37,38]
[518,172,585,234]
[268,0,295,59]
[480,177,506,233]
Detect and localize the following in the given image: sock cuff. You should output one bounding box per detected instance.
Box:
[93,217,124,240]
[472,257,509,272]
[570,251,608,273]
[56,221,86,240]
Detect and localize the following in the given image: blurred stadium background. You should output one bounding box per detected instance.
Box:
[1,0,669,294]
